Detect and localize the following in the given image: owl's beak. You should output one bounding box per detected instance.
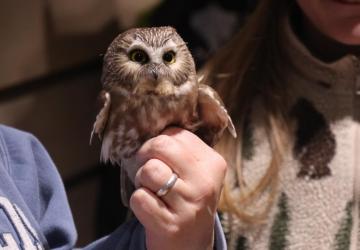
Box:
[151,69,158,80]
[146,63,161,82]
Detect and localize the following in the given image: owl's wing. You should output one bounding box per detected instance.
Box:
[197,84,237,145]
[90,91,111,144]
[120,165,135,207]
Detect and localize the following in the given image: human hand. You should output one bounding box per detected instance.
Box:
[129,127,227,250]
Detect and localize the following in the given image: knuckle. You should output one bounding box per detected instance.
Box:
[150,134,174,154]
[194,178,218,204]
[215,154,228,173]
[209,152,227,175]
[141,159,163,181]
[129,189,146,209]
[166,223,181,236]
[165,217,183,236]
[201,180,218,199]
[188,204,203,220]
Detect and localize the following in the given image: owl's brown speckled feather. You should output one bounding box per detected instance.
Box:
[91,26,236,205]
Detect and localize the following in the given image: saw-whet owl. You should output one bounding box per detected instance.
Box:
[91,26,237,205]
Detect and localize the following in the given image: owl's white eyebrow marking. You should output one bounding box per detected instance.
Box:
[127,41,151,54]
[163,40,178,51]
[176,43,187,48]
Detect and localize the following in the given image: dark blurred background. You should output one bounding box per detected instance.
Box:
[0,0,254,246]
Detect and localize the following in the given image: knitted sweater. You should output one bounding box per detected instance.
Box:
[221,15,360,250]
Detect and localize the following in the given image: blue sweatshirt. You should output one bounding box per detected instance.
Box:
[0,125,226,249]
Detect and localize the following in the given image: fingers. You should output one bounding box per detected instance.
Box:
[162,128,227,183]
[136,127,227,184]
[135,158,188,210]
[136,133,191,180]
[133,127,227,209]
[134,159,172,189]
[135,129,201,180]
[130,188,174,232]
[130,127,227,250]
[130,187,213,250]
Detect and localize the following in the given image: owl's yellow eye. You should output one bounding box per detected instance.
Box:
[129,49,149,64]
[163,51,176,64]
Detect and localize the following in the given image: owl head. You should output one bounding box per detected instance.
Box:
[101,26,196,92]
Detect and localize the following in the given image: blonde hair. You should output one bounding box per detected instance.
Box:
[202,0,294,224]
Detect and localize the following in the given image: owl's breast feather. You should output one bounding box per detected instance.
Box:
[102,89,198,161]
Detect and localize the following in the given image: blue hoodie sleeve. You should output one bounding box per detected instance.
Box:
[0,125,77,249]
[0,125,147,249]
[0,125,226,250]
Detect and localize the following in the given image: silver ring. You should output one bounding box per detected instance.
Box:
[156,173,178,197]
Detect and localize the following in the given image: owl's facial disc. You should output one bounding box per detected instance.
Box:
[124,39,191,87]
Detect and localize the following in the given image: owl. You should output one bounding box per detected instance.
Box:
[91,26,236,205]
